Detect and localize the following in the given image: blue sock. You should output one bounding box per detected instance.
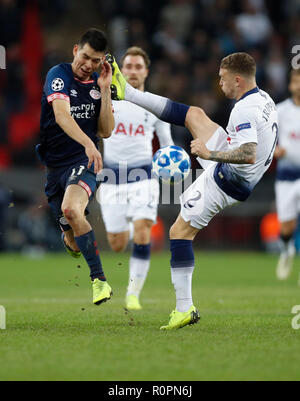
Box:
[75,230,106,281]
[161,100,190,126]
[132,243,151,260]
[170,239,194,268]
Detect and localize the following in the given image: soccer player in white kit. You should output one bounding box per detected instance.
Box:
[274,68,300,283]
[110,52,278,329]
[98,47,173,310]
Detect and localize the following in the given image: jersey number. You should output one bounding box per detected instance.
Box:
[71,165,85,176]
[264,122,278,166]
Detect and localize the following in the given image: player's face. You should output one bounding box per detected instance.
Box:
[219,68,238,99]
[121,55,149,90]
[289,73,300,100]
[72,43,104,81]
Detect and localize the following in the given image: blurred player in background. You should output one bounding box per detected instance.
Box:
[274,68,300,283]
[36,28,115,306]
[98,47,173,310]
[110,52,278,329]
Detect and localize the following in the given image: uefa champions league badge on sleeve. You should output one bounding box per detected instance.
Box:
[51,78,65,91]
[152,145,191,184]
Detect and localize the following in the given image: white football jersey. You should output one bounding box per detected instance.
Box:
[276,98,300,168]
[103,98,173,168]
[225,87,278,189]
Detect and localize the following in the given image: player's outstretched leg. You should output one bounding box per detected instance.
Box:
[160,216,200,330]
[108,54,219,143]
[106,53,126,101]
[108,54,189,125]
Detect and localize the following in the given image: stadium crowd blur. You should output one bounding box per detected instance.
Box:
[1,0,300,252]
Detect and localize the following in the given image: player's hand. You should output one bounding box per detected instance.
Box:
[97,60,112,91]
[274,145,286,159]
[190,139,210,159]
[85,143,103,173]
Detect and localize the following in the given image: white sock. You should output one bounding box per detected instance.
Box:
[280,237,295,255]
[125,83,168,118]
[127,256,150,298]
[171,267,194,312]
[128,222,134,241]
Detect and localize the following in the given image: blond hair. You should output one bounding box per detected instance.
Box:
[121,46,150,68]
[220,52,256,78]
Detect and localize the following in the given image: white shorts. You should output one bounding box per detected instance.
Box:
[180,165,239,230]
[98,178,159,233]
[275,179,300,222]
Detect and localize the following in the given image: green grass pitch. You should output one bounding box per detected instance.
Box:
[0,250,300,381]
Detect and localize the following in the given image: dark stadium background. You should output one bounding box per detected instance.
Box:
[0,0,300,254]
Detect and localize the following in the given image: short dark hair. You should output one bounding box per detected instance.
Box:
[121,46,150,68]
[78,28,107,52]
[220,52,256,78]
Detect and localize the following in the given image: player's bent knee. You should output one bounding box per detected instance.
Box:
[169,223,180,240]
[169,220,198,241]
[108,234,128,253]
[62,206,81,222]
[186,106,206,125]
[280,220,297,236]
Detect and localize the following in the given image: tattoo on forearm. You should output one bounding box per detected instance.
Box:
[209,143,257,164]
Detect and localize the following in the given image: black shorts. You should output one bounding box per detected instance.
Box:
[45,162,98,230]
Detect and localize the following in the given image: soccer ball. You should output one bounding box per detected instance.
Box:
[152,145,191,183]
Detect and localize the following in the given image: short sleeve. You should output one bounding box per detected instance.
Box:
[230,106,258,146]
[275,102,286,144]
[44,65,72,104]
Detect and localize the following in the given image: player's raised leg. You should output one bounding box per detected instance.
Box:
[160,215,200,330]
[62,184,112,305]
[109,55,219,143]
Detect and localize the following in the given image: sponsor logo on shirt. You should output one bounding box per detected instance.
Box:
[114,123,145,136]
[70,103,96,119]
[235,122,251,132]
[290,132,300,140]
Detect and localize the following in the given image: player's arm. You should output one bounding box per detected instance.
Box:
[97,60,115,138]
[155,120,174,147]
[52,99,103,173]
[191,139,256,164]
